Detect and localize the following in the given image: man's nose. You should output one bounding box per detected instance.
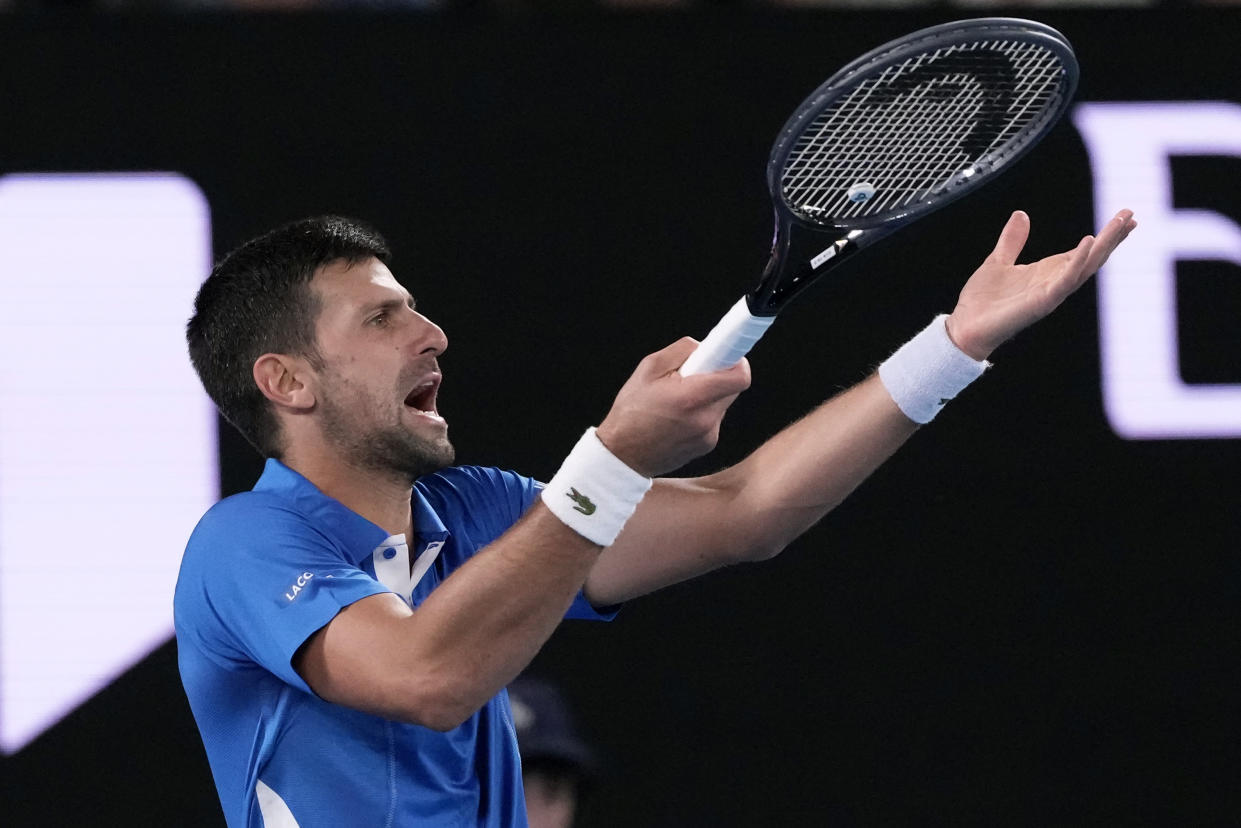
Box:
[411,312,448,356]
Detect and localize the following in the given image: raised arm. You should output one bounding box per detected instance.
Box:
[295,338,750,730]
[584,209,1136,606]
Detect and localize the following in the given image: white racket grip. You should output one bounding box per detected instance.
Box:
[678,298,776,376]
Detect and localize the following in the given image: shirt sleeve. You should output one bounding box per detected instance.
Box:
[176,496,389,694]
[424,467,621,622]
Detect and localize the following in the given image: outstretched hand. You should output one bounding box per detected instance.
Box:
[944,209,1137,360]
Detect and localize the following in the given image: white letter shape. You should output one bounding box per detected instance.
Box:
[1074,102,1241,439]
[0,174,217,753]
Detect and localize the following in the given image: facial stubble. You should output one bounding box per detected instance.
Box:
[317,370,455,482]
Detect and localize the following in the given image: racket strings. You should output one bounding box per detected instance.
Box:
[825,73,985,216]
[781,39,1066,223]
[786,45,1013,209]
[848,74,986,216]
[990,45,1063,152]
[789,40,1022,186]
[787,41,1060,218]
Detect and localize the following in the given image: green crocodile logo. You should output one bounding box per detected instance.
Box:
[566,487,596,516]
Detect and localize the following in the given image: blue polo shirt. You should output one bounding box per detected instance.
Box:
[174,459,609,828]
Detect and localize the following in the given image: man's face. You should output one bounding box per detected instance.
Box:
[307,256,454,480]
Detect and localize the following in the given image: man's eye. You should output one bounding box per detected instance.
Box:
[369,312,388,326]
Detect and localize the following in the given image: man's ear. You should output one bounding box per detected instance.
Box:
[253,353,316,412]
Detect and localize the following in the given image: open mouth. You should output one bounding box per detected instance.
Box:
[403,374,444,421]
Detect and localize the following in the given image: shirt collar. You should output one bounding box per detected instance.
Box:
[254,458,450,563]
[411,482,449,542]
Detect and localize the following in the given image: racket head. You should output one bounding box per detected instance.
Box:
[768,18,1079,236]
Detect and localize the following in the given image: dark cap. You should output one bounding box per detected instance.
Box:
[507,675,597,776]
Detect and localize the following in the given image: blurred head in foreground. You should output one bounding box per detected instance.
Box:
[508,675,599,828]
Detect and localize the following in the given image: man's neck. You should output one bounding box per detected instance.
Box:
[282,451,415,539]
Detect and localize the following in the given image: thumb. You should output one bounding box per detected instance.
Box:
[989,210,1031,266]
[640,336,701,376]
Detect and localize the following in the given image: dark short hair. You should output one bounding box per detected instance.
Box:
[187,215,391,457]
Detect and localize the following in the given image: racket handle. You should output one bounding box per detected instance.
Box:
[679,297,776,377]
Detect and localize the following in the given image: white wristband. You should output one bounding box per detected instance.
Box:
[878,315,990,424]
[541,427,653,547]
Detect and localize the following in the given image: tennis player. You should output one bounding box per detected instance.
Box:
[175,208,1134,827]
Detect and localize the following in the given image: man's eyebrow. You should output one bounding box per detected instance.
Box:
[361,294,417,315]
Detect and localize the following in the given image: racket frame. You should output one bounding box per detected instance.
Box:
[747,17,1079,317]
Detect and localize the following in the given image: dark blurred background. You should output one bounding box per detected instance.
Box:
[2,8,1240,826]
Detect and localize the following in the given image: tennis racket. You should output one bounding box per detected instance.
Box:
[679,17,1080,376]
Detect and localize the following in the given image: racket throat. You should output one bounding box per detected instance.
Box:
[808,230,863,270]
[748,227,866,314]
